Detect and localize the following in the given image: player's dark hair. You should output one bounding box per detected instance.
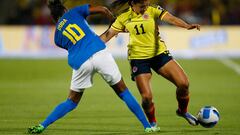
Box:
[47,0,66,23]
[110,0,146,16]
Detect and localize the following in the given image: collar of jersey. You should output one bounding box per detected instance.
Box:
[129,7,142,18]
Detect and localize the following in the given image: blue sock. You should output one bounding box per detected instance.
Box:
[41,99,78,128]
[119,89,151,129]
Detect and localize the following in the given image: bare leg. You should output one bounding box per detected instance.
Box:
[158,59,189,113]
[134,73,157,126]
[110,79,127,95]
[68,90,84,103]
[157,60,198,126]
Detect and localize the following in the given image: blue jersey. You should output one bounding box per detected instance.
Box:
[54,4,106,70]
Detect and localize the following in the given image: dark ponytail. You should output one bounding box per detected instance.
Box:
[109,0,130,16]
[47,0,66,23]
[110,0,146,16]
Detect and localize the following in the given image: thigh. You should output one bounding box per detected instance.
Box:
[151,50,173,73]
[130,59,153,98]
[130,59,152,81]
[157,59,188,86]
[70,59,94,92]
[93,49,122,86]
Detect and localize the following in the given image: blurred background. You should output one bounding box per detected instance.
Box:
[0,0,240,25]
[1,2,240,135]
[0,0,240,58]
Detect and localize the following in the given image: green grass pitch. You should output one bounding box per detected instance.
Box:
[0,58,240,135]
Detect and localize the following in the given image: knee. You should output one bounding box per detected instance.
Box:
[177,78,189,90]
[142,92,153,101]
[111,79,127,95]
[68,90,83,104]
[176,79,190,96]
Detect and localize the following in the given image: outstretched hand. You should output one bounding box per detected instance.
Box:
[187,24,201,31]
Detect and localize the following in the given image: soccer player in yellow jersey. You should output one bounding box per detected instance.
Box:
[101,0,201,131]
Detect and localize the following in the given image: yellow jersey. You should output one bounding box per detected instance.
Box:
[111,5,168,59]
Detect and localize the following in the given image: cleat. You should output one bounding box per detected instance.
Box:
[151,125,160,132]
[150,122,160,132]
[176,109,199,126]
[28,124,45,134]
[144,127,153,133]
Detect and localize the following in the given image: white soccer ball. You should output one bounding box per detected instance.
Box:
[197,106,220,128]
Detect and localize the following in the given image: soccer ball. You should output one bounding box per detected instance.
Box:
[197,106,220,128]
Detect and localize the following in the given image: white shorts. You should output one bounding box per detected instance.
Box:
[70,49,122,92]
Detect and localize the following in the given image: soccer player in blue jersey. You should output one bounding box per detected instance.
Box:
[27,0,154,134]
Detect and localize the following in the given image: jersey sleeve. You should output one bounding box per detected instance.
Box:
[73,4,90,18]
[111,17,125,32]
[152,5,168,20]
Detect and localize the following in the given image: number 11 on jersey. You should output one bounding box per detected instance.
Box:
[134,24,146,35]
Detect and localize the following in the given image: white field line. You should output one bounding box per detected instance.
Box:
[217,58,240,75]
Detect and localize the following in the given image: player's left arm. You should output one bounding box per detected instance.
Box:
[89,5,115,23]
[162,12,200,31]
[100,27,119,43]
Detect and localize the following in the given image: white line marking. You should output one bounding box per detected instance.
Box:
[217,58,240,75]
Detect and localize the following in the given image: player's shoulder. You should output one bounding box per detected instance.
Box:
[68,6,79,14]
[71,4,89,10]
[67,4,89,14]
[148,4,165,11]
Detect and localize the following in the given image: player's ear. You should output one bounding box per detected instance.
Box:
[64,7,68,12]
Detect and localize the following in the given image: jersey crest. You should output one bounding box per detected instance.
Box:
[142,13,149,20]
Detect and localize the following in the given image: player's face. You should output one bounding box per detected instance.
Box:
[132,0,150,14]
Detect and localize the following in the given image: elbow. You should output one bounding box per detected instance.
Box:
[98,6,109,14]
[100,35,108,43]
[102,6,109,12]
[101,38,107,43]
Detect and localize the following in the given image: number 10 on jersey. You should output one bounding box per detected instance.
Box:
[63,24,85,45]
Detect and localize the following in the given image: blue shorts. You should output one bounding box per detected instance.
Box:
[130,50,173,81]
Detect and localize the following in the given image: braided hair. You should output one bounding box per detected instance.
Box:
[47,0,66,23]
[110,0,146,16]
